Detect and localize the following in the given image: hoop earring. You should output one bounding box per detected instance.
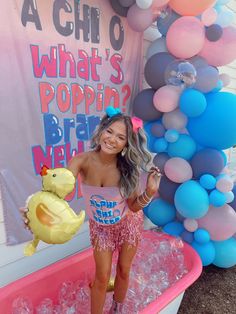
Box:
[121,147,127,157]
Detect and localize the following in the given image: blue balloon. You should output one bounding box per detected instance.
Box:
[167,134,197,160]
[209,189,226,207]
[181,230,194,244]
[180,89,207,117]
[191,241,215,266]
[146,198,176,226]
[180,88,207,118]
[199,174,216,190]
[174,180,209,218]
[187,92,236,150]
[213,237,236,268]
[163,221,184,236]
[164,129,179,143]
[153,138,168,153]
[194,229,211,243]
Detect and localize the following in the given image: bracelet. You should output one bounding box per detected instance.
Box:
[143,190,153,202]
[136,196,152,208]
[136,191,153,208]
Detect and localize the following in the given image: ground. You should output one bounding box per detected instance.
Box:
[178,264,236,314]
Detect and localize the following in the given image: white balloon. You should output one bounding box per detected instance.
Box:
[136,0,153,10]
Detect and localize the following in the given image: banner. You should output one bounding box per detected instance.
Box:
[0,0,143,244]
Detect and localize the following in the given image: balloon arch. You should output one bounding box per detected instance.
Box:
[110,0,236,268]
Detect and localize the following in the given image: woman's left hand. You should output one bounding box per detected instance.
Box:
[146,167,162,197]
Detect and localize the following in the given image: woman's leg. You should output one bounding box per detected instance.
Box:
[91,248,113,314]
[113,242,138,303]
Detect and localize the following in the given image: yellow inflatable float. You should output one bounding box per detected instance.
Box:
[24,165,85,256]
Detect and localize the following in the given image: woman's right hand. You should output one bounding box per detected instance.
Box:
[19,207,31,232]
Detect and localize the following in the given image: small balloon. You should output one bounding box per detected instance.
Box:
[184,218,198,232]
[206,24,223,42]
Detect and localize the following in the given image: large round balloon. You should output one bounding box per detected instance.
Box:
[163,221,184,236]
[187,92,236,150]
[167,134,197,160]
[190,148,225,179]
[213,237,236,268]
[164,157,193,183]
[132,88,163,121]
[179,89,207,117]
[198,204,236,241]
[193,66,219,93]
[147,37,167,59]
[24,166,85,256]
[153,85,181,112]
[146,198,176,226]
[191,241,215,266]
[174,180,209,218]
[166,17,205,59]
[127,4,153,32]
[169,0,216,16]
[144,52,175,90]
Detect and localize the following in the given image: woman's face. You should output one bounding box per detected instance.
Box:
[99,120,127,155]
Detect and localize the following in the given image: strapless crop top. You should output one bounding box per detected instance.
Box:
[80,183,129,225]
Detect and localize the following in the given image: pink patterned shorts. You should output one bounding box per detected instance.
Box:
[89,210,144,251]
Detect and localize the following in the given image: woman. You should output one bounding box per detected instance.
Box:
[67,106,161,313]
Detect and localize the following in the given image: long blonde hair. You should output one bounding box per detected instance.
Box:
[90,113,152,198]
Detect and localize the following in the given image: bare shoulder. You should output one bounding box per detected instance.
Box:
[67,151,91,177]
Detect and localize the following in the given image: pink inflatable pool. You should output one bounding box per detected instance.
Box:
[0,231,202,313]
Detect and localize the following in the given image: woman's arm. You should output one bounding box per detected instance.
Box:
[67,153,86,178]
[127,167,161,212]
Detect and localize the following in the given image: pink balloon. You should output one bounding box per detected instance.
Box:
[198,204,236,241]
[201,8,217,26]
[153,85,182,112]
[199,26,236,66]
[184,218,198,232]
[127,4,153,32]
[164,157,193,183]
[216,175,233,193]
[166,17,205,59]
[162,109,187,130]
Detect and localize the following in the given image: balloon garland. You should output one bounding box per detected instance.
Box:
[110,0,236,268]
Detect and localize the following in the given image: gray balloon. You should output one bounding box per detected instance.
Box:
[189,56,208,69]
[132,89,163,121]
[159,175,180,204]
[153,153,169,172]
[190,148,225,179]
[193,65,219,93]
[119,0,135,7]
[206,24,223,42]
[144,52,175,90]
[110,0,129,17]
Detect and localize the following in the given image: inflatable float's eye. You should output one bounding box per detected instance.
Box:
[52,174,56,177]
